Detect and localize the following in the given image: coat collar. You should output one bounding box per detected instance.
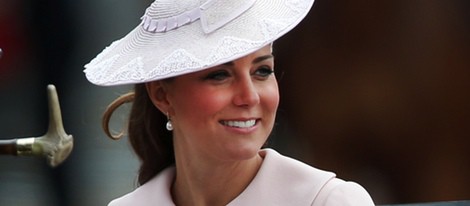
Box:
[109,149,336,206]
[227,149,335,205]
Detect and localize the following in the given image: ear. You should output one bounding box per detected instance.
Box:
[146,81,171,115]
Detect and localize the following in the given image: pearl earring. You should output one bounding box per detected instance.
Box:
[166,113,173,131]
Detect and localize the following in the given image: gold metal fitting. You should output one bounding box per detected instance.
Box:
[16,138,35,155]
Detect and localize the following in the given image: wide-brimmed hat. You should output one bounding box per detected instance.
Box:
[84,0,315,86]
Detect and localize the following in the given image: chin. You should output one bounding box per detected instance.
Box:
[223,143,264,161]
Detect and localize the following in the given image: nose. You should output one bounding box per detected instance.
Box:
[232,77,260,107]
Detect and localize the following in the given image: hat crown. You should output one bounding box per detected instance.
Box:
[145,0,202,19]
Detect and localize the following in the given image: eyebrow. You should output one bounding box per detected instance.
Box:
[222,54,274,66]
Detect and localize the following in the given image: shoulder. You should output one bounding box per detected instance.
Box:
[229,149,374,206]
[259,148,336,188]
[108,167,175,206]
[229,149,336,205]
[313,178,375,206]
[265,149,375,205]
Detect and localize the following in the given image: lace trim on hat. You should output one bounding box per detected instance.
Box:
[148,36,262,79]
[113,57,146,82]
[84,54,120,84]
[148,49,204,77]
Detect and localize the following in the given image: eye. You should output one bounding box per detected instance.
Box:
[253,66,274,79]
[204,70,231,81]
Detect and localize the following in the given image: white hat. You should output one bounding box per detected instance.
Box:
[84,0,315,86]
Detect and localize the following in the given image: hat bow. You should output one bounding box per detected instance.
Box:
[141,0,257,34]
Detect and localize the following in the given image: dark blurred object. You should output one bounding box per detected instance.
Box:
[275,0,470,204]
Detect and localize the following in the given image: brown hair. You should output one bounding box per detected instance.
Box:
[103,83,174,185]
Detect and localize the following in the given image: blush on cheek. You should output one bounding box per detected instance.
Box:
[265,85,280,110]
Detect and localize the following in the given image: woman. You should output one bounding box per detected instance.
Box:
[84,0,375,205]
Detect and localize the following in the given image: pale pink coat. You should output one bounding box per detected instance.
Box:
[109,149,375,206]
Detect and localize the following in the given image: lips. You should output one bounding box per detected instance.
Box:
[220,119,257,128]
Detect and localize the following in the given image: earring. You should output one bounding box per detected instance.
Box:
[166,113,173,131]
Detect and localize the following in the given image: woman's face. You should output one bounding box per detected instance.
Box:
[155,45,279,162]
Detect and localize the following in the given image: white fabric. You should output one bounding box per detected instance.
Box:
[108,149,374,206]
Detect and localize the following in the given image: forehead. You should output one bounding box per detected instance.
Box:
[220,44,274,66]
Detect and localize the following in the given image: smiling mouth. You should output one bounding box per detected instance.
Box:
[220,119,257,128]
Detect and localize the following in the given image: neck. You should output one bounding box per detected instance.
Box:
[171,147,263,206]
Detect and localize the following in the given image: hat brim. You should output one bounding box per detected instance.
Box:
[84,0,315,86]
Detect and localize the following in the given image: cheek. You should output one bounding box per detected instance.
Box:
[170,81,280,120]
[263,82,280,113]
[171,88,227,120]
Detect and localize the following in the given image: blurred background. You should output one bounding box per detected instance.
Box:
[0,0,468,205]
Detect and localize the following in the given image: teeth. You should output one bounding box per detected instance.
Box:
[223,120,256,128]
